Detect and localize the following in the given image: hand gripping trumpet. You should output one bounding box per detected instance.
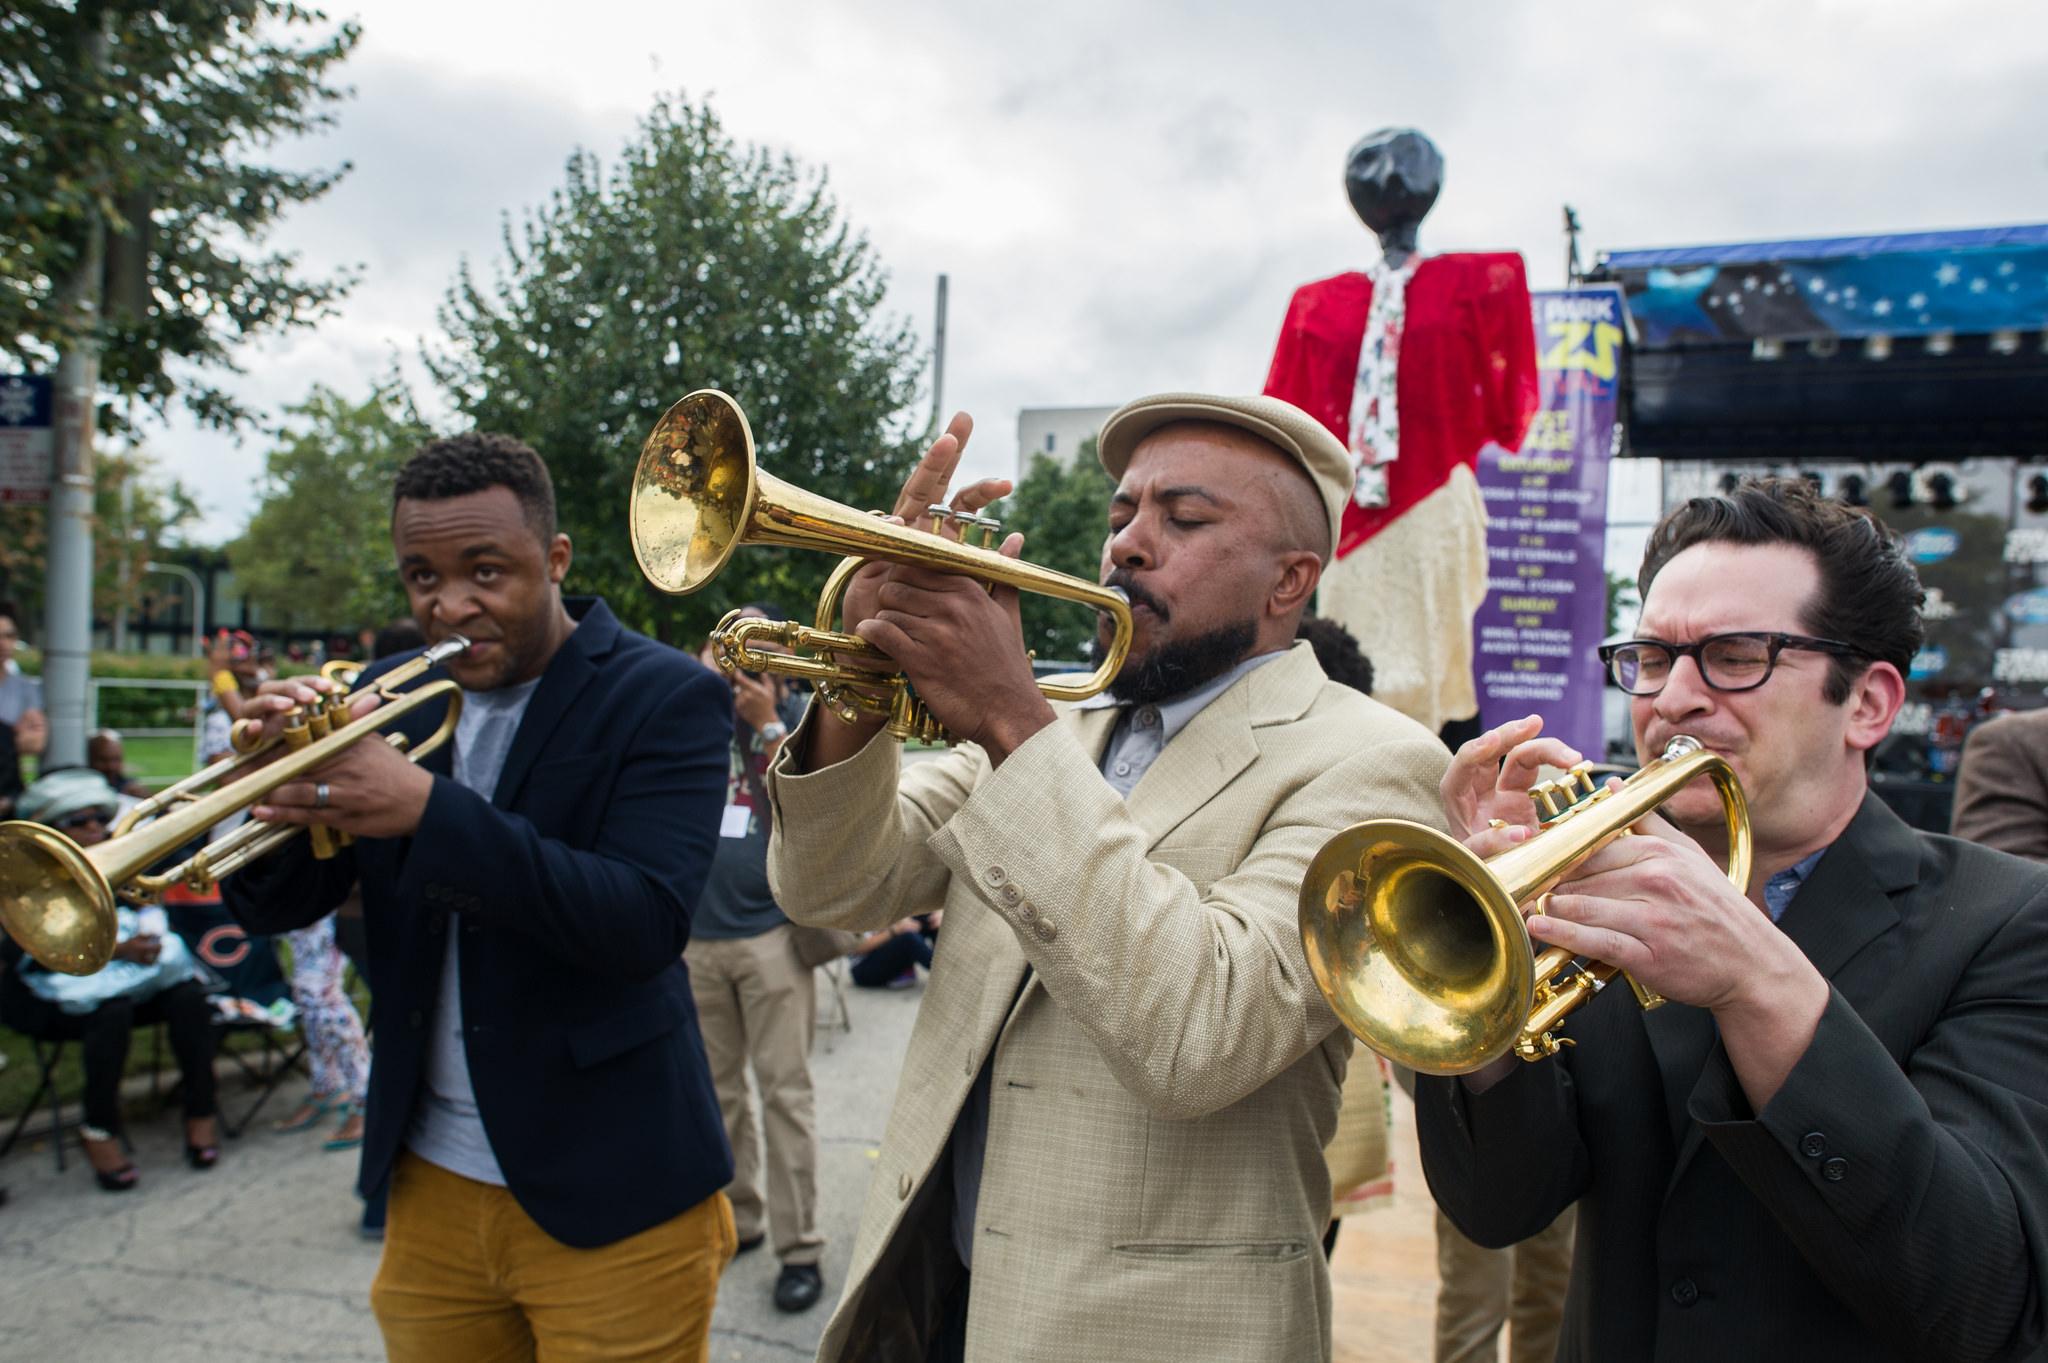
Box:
[1297,735,1751,1075]
[0,637,468,976]
[628,389,1133,744]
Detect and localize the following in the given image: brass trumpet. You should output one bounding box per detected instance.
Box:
[1298,735,1751,1075]
[0,638,468,975]
[629,389,1133,743]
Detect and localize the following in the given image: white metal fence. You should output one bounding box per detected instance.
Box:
[85,676,208,777]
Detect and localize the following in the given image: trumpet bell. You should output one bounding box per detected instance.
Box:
[1299,736,1751,1075]
[1300,821,1534,1076]
[631,390,757,595]
[0,821,119,976]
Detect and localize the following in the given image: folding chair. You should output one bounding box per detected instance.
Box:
[815,957,852,1036]
[0,1033,73,1171]
[167,897,307,1138]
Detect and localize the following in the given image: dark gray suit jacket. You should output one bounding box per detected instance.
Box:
[1416,793,2048,1363]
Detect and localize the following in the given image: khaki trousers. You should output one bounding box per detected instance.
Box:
[1435,1205,1576,1363]
[371,1152,735,1362]
[685,924,825,1265]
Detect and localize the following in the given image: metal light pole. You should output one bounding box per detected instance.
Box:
[40,14,111,769]
[143,561,205,657]
[925,273,949,440]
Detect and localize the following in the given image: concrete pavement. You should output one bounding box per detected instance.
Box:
[0,970,919,1363]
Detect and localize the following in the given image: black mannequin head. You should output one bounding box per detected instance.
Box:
[1344,128,1443,268]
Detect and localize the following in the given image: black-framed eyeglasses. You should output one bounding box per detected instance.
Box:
[1597,632,1870,696]
[55,808,113,833]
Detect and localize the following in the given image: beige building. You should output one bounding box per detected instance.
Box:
[1016,404,1117,483]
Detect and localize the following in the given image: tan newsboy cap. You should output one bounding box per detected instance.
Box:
[1095,392,1351,559]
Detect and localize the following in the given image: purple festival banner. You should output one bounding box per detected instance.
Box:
[1472,284,1624,743]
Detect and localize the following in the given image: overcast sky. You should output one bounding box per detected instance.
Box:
[156,0,2048,541]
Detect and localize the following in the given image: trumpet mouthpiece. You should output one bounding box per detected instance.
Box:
[424,635,472,665]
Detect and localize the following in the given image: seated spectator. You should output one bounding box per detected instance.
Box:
[86,729,151,800]
[847,913,940,989]
[0,769,222,1190]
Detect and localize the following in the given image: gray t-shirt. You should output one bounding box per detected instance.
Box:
[691,692,808,941]
[405,677,542,1186]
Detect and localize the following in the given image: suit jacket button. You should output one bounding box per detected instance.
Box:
[1800,1131,1827,1158]
[897,1173,912,1199]
[1034,919,1057,943]
[1018,902,1036,923]
[1821,1157,1848,1182]
[1670,1277,1699,1308]
[983,866,1008,887]
[1000,884,1022,906]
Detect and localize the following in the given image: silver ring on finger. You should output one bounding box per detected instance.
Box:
[314,782,331,810]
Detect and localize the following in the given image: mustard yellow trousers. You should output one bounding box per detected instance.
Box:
[371,1151,736,1362]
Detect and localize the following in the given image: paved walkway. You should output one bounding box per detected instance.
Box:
[0,975,1446,1362]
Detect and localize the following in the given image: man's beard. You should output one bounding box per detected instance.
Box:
[1107,618,1260,705]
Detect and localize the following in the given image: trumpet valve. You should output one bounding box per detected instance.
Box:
[925,504,1003,549]
[1515,1031,1576,1062]
[1533,764,1601,824]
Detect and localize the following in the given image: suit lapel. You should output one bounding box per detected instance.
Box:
[1069,704,1120,768]
[1644,1000,1719,1158]
[969,922,1034,1063]
[489,599,614,808]
[1660,793,1914,1193]
[1775,793,1912,980]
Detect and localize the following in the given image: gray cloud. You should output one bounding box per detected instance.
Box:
[150,0,2048,542]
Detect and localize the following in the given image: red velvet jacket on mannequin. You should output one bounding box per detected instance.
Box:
[1263,255,1538,730]
[1264,256,1539,557]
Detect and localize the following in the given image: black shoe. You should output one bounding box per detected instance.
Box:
[735,1233,766,1256]
[93,1164,140,1193]
[774,1262,824,1313]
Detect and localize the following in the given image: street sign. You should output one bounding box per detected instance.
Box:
[0,373,55,504]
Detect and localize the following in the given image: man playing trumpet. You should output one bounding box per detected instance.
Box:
[222,434,739,1362]
[764,393,1448,1363]
[1417,476,2048,1363]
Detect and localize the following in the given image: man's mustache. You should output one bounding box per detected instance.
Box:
[1104,569,1168,622]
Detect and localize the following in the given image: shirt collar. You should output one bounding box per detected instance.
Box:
[1078,647,1287,740]
[1762,847,1829,923]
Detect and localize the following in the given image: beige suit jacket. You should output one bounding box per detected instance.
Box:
[765,643,1449,1363]
[1951,708,2048,862]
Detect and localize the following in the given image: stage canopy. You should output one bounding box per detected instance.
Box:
[1591,224,2048,461]
[1605,225,2048,346]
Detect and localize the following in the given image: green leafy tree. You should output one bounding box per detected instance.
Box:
[996,440,1113,663]
[427,93,924,645]
[228,381,426,633]
[0,1,360,429]
[0,442,199,627]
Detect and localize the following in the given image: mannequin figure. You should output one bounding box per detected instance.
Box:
[1344,127,1442,270]
[1264,128,1536,733]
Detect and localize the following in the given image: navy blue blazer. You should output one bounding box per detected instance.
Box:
[224,597,735,1248]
